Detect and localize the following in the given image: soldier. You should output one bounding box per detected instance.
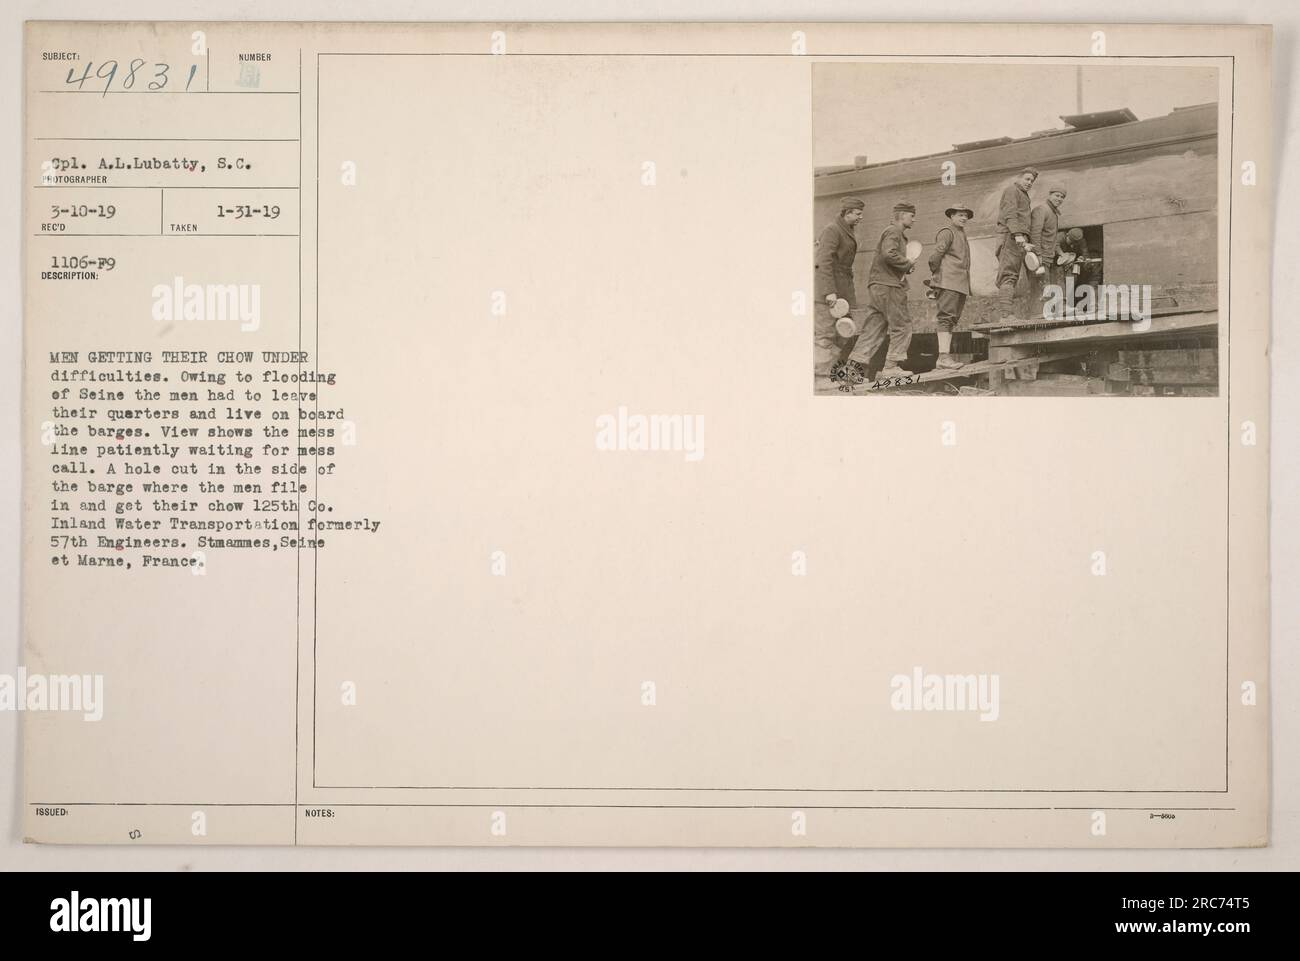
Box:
[1055,226,1098,287]
[813,197,865,376]
[1027,184,1067,320]
[1058,226,1088,260]
[993,166,1039,322]
[927,203,973,371]
[844,201,919,382]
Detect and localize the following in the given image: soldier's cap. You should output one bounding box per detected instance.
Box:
[1019,166,1040,179]
[892,202,917,214]
[1046,184,1068,197]
[1066,227,1084,241]
[840,197,866,212]
[944,203,974,218]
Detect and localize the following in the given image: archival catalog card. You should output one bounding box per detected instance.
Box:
[21,21,1271,847]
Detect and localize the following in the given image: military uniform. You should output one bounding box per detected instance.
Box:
[927,221,971,333]
[848,216,915,369]
[1056,228,1097,287]
[993,170,1037,318]
[813,207,860,374]
[1057,228,1088,260]
[1026,193,1064,321]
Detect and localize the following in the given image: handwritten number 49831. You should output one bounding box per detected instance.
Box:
[65,60,198,96]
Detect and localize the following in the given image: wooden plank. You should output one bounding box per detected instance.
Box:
[971,303,1200,333]
[1116,348,1218,367]
[832,350,1089,393]
[986,310,1216,347]
[988,345,1041,363]
[1107,365,1218,385]
[1002,375,1105,396]
[1109,382,1219,397]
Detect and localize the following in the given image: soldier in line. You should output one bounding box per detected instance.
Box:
[993,166,1039,322]
[1027,184,1067,319]
[844,201,919,382]
[813,197,865,376]
[926,203,974,371]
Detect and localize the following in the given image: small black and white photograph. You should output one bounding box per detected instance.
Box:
[813,62,1222,396]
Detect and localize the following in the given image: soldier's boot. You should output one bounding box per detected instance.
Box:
[935,332,964,370]
[876,364,910,381]
[995,285,1019,324]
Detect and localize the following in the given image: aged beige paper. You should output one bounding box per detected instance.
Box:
[21,21,1270,846]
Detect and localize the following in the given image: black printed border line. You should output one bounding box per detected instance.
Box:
[298,51,1237,798]
[22,49,1242,823]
